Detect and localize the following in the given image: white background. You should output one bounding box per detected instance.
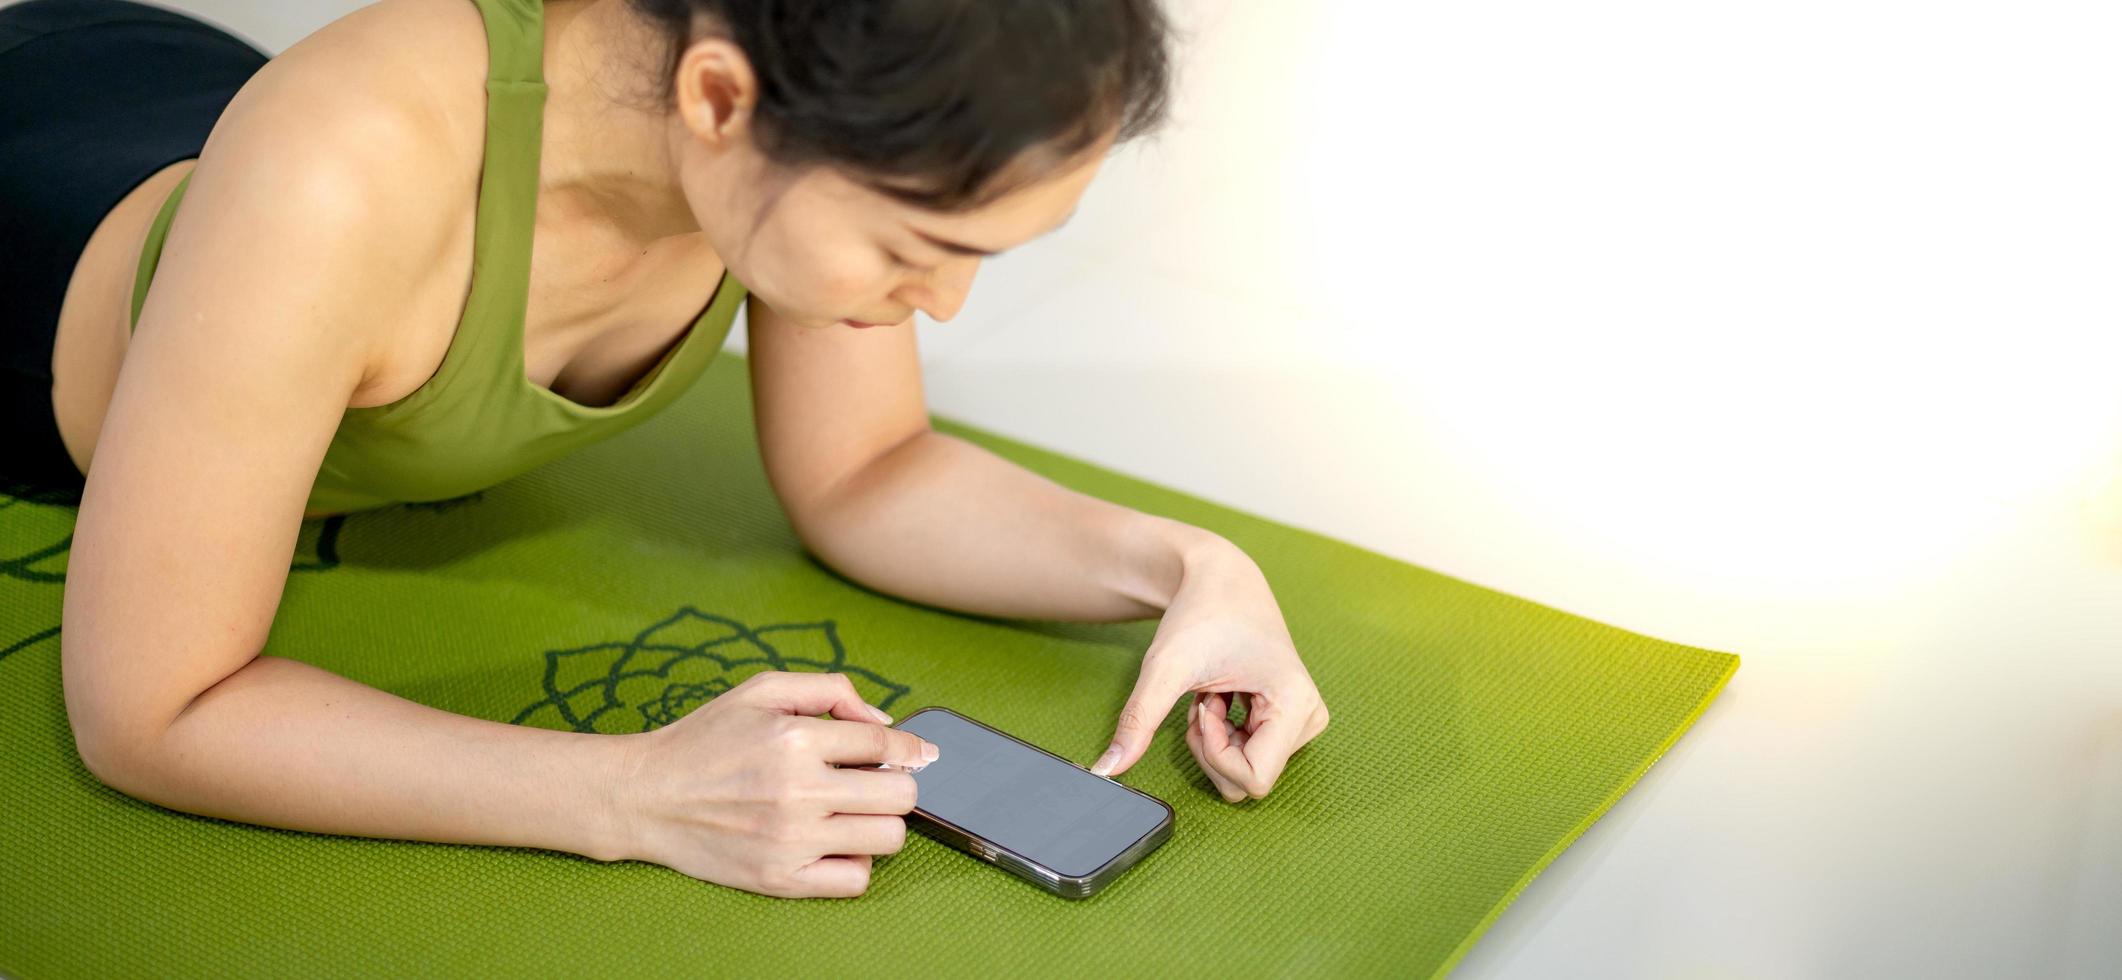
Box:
[93,2,2122,975]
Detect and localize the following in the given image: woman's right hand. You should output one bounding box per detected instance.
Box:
[611,670,939,898]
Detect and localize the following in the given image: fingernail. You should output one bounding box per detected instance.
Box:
[1197,700,1212,733]
[884,742,937,773]
[868,705,893,724]
[1090,742,1121,777]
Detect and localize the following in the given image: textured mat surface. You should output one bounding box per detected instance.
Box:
[0,355,1737,978]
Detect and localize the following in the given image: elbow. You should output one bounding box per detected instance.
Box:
[67,710,156,798]
[61,664,172,799]
[788,513,834,565]
[62,641,260,801]
[785,504,856,577]
[793,524,859,586]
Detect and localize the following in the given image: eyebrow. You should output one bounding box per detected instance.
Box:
[909,206,1080,259]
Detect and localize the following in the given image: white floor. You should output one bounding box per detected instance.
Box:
[102,2,2122,976]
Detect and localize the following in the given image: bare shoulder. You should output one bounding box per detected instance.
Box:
[180,0,496,386]
[274,0,495,110]
[220,0,491,222]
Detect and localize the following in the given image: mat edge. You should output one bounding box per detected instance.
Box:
[1429,651,1743,979]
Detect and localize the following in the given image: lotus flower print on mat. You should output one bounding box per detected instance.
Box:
[511,606,911,734]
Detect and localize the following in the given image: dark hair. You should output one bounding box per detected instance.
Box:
[623,0,1176,212]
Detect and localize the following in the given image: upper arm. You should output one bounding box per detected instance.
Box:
[59,55,438,782]
[745,299,931,543]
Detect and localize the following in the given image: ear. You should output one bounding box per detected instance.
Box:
[675,36,757,145]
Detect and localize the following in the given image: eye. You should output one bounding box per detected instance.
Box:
[884,246,934,273]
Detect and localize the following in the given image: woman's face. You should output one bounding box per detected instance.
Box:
[688,140,1110,331]
[668,38,1113,330]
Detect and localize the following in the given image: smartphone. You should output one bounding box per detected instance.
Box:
[886,706,1174,899]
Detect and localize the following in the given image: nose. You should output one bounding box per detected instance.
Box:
[902,256,980,323]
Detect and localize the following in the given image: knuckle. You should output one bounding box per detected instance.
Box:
[774,723,813,756]
[898,774,920,812]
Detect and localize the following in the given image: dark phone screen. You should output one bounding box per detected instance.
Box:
[898,710,1168,878]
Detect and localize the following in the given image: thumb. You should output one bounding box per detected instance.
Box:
[1090,653,1190,778]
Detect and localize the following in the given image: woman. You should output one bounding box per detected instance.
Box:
[1,0,1329,899]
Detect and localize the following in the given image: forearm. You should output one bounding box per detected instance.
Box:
[794,430,1232,622]
[97,654,634,861]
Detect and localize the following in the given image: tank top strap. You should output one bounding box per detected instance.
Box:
[425,0,550,393]
[130,169,186,332]
[470,0,546,85]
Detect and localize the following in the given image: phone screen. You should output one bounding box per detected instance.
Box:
[897,708,1169,879]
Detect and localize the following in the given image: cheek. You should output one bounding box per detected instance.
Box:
[757,235,887,313]
[813,262,879,303]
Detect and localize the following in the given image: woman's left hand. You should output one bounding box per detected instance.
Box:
[1088,536,1330,801]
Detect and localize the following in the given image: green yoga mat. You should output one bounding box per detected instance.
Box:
[0,354,1737,977]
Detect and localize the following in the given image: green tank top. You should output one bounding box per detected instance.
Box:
[127,0,748,516]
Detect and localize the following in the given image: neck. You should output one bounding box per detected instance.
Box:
[537,0,700,246]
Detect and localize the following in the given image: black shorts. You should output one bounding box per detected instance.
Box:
[0,0,268,504]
